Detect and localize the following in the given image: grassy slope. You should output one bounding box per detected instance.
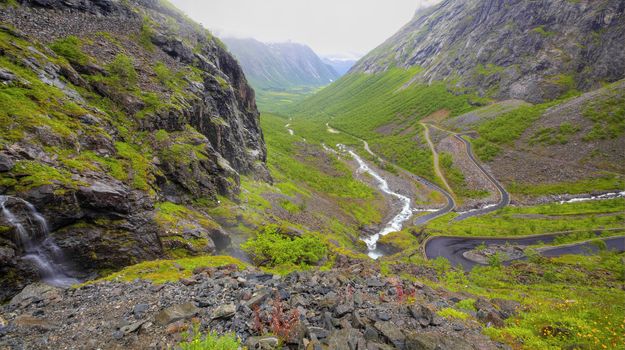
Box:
[288,67,486,182]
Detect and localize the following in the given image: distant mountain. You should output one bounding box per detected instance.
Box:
[223,38,339,91]
[321,57,358,76]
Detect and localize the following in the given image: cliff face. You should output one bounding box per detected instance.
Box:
[0,0,269,299]
[352,0,625,102]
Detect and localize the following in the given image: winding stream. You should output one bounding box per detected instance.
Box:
[341,147,413,259]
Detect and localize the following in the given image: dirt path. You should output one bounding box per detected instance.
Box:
[424,123,510,220]
[421,123,456,198]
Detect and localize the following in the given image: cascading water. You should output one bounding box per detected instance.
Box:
[0,195,78,287]
[339,146,413,259]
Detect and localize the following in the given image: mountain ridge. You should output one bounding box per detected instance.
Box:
[223,37,339,91]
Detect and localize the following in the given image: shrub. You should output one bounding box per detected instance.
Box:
[50,36,89,65]
[179,327,240,350]
[456,298,477,312]
[438,307,469,320]
[107,53,138,87]
[154,62,174,87]
[241,225,327,267]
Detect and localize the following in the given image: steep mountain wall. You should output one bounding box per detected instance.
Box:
[353,0,625,102]
[0,0,269,299]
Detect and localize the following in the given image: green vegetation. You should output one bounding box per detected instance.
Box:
[50,36,90,65]
[529,122,580,145]
[389,246,625,349]
[263,113,382,227]
[439,152,488,200]
[582,85,625,141]
[179,328,241,350]
[508,175,623,196]
[472,253,625,349]
[456,298,477,312]
[107,54,138,87]
[256,86,321,114]
[531,25,556,37]
[289,67,486,181]
[101,255,247,284]
[10,160,79,191]
[425,198,625,237]
[242,225,327,268]
[438,307,470,320]
[473,102,553,160]
[474,63,505,77]
[115,141,152,191]
[139,16,156,51]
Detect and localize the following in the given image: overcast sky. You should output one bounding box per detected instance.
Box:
[170,0,440,59]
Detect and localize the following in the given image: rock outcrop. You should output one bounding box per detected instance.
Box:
[0,0,269,299]
[352,0,625,102]
[0,263,511,349]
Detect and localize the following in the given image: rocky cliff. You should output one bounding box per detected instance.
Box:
[353,0,625,103]
[0,0,269,300]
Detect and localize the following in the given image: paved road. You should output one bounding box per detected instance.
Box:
[453,134,510,221]
[423,123,510,221]
[424,230,625,270]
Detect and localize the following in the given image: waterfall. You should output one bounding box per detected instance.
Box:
[0,195,78,287]
[340,147,413,259]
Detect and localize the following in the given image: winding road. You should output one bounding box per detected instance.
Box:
[452,134,510,220]
[423,123,511,221]
[424,229,625,270]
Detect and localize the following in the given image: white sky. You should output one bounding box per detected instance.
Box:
[169,0,440,59]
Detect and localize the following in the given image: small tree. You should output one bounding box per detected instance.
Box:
[108,53,138,87]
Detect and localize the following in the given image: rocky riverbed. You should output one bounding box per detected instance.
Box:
[0,259,516,349]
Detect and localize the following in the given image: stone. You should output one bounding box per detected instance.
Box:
[334,303,354,317]
[133,304,149,318]
[154,303,199,326]
[376,310,391,321]
[180,277,197,286]
[307,326,329,339]
[326,328,364,350]
[165,321,189,334]
[409,304,434,324]
[10,283,61,308]
[374,321,405,349]
[0,154,14,172]
[0,68,16,82]
[366,278,385,288]
[212,303,236,319]
[12,315,58,332]
[485,310,504,328]
[112,330,124,340]
[363,325,380,342]
[120,320,146,334]
[244,335,280,349]
[492,298,521,319]
[244,290,270,309]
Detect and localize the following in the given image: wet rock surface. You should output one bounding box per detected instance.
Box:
[0,264,512,349]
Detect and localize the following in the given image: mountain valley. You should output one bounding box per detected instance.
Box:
[0,0,624,349]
